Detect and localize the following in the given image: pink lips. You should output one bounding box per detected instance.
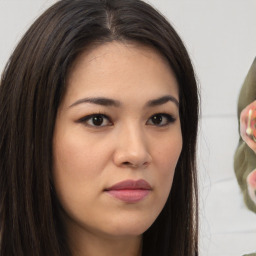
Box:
[105,179,152,203]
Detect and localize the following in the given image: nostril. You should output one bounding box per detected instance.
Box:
[123,161,136,167]
[121,161,149,168]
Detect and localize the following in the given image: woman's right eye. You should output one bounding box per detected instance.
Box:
[78,114,112,127]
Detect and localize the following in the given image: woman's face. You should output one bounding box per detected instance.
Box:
[53,42,182,240]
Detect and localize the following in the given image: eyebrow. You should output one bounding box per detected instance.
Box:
[69,95,179,108]
[146,95,179,108]
[69,97,121,108]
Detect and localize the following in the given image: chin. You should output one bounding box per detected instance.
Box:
[102,212,158,238]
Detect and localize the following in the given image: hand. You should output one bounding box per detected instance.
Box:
[240,100,256,154]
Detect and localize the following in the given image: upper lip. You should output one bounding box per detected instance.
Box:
[105,179,152,191]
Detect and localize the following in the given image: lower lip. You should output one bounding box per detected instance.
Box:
[106,189,150,203]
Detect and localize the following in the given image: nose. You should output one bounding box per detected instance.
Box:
[113,124,152,169]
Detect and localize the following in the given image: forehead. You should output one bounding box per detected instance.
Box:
[63,41,179,106]
[69,41,171,73]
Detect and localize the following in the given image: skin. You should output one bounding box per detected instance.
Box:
[240,100,256,206]
[240,100,256,153]
[53,42,182,256]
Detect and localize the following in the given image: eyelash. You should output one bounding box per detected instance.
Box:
[147,113,176,126]
[77,113,112,127]
[77,113,176,128]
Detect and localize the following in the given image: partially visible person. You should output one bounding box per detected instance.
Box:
[234,58,256,256]
[234,58,256,214]
[239,101,256,207]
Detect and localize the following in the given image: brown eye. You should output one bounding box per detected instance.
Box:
[91,115,104,126]
[147,113,175,127]
[152,115,163,125]
[78,114,112,127]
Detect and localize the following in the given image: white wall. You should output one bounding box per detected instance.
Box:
[1,1,256,255]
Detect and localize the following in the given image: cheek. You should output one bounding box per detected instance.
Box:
[152,130,182,198]
[154,131,182,171]
[52,133,106,210]
[53,131,111,181]
[247,169,256,188]
[52,132,111,216]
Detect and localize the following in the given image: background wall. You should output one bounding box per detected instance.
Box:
[1,0,256,255]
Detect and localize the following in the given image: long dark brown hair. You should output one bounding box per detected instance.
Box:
[0,0,199,255]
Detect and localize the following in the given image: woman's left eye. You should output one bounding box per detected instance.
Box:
[147,113,176,127]
[78,114,112,127]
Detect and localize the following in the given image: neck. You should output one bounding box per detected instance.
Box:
[67,225,143,256]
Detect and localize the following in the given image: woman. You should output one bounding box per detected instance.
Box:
[0,0,199,255]
[235,59,256,256]
[235,57,256,214]
[240,101,256,208]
